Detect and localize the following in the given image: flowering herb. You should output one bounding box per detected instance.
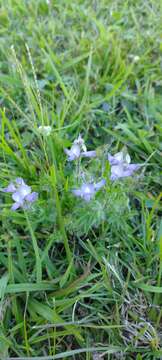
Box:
[64,135,96,161]
[3,178,38,211]
[72,179,106,202]
[108,151,140,180]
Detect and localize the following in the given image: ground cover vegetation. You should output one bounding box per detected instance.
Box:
[0,0,162,359]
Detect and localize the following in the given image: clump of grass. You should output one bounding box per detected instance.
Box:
[0,1,162,359]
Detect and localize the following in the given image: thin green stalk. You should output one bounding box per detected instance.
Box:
[25,211,42,283]
[8,238,19,320]
[24,293,30,356]
[146,192,162,243]
[49,137,72,264]
[13,233,27,280]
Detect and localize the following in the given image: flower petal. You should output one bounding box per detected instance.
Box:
[125,153,131,164]
[64,148,71,156]
[74,134,84,145]
[94,179,106,190]
[83,193,93,202]
[18,185,31,198]
[11,202,21,211]
[3,183,16,193]
[110,163,140,180]
[81,151,96,158]
[15,178,26,185]
[25,192,38,203]
[64,144,81,161]
[122,164,140,177]
[12,191,24,203]
[70,144,81,158]
[111,165,124,179]
[108,152,124,165]
[72,189,82,197]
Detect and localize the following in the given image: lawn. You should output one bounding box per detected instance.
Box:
[0,0,162,359]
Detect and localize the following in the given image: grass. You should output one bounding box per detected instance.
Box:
[0,0,162,359]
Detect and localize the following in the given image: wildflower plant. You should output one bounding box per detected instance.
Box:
[63,133,140,239]
[66,135,140,202]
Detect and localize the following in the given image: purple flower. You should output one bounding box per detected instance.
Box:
[102,102,110,112]
[108,152,140,180]
[64,135,96,161]
[72,179,106,202]
[108,152,130,165]
[64,144,81,161]
[3,178,38,211]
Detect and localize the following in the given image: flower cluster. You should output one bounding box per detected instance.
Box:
[2,136,141,210]
[108,152,140,181]
[3,178,38,211]
[65,136,141,202]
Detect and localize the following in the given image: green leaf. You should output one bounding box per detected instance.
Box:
[28,299,83,342]
[59,258,73,288]
[5,282,56,294]
[135,283,162,293]
[0,273,8,300]
[158,219,162,261]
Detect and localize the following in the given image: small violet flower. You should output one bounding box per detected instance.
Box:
[64,135,96,161]
[72,179,106,202]
[102,102,110,112]
[3,178,38,211]
[108,151,140,181]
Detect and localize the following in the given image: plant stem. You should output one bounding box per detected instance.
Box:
[25,211,42,282]
[49,137,72,264]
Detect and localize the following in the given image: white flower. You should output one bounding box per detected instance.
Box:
[38,126,52,136]
[133,55,140,63]
[129,54,140,63]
